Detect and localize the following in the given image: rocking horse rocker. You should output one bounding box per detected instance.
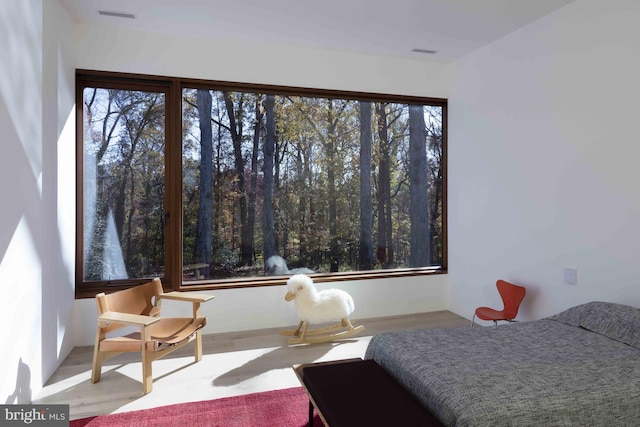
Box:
[282,274,365,344]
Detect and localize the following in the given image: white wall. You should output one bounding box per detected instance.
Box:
[70,24,454,346]
[74,23,453,98]
[73,275,449,345]
[0,0,75,403]
[448,0,640,324]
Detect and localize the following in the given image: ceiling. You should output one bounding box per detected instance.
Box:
[60,0,574,62]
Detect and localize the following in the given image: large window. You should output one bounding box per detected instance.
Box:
[81,86,166,282]
[76,71,447,297]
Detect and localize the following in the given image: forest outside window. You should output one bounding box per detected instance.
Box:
[77,71,447,296]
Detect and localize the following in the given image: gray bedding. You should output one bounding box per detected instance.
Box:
[364,302,640,426]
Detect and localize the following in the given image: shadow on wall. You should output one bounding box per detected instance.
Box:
[0,95,36,267]
[5,358,31,404]
[0,87,42,404]
[517,282,541,320]
[0,0,76,398]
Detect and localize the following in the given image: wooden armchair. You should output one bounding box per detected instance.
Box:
[91,278,214,394]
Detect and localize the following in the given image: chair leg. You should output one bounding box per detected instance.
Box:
[142,347,153,394]
[194,330,203,362]
[91,329,105,384]
[91,350,103,384]
[141,327,153,394]
[471,314,476,327]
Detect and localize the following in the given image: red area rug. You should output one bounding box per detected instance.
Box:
[71,387,321,427]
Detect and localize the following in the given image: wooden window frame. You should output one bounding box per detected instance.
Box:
[75,70,448,298]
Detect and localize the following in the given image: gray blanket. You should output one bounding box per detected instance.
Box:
[365,302,640,426]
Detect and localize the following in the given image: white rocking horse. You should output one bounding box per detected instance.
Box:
[282,274,365,344]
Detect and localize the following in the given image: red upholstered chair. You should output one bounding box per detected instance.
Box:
[472,280,526,327]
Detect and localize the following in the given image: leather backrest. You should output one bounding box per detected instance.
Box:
[96,278,163,332]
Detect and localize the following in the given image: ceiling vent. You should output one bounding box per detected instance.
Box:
[412,48,437,54]
[98,10,136,19]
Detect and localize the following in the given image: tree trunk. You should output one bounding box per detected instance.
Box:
[296,144,307,257]
[305,145,316,266]
[325,100,339,261]
[247,97,263,265]
[359,101,373,270]
[263,95,276,264]
[195,89,213,270]
[409,105,430,267]
[429,135,443,265]
[223,92,252,266]
[375,103,393,267]
[214,115,223,237]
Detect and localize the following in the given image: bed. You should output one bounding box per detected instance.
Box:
[364,301,640,426]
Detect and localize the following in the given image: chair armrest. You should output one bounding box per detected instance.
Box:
[98,311,160,327]
[158,291,214,303]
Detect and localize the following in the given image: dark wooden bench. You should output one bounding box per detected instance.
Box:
[294,358,444,427]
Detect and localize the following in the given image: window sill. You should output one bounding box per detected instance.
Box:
[75,268,446,298]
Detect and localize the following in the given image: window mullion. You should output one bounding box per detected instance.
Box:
[165,79,183,291]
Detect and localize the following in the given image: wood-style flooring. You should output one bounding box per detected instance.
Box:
[34,311,469,421]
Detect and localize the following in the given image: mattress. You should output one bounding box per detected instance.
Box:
[365,302,640,426]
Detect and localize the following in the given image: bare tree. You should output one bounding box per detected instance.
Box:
[223,92,252,266]
[195,89,213,270]
[247,96,264,265]
[409,105,430,266]
[263,95,276,264]
[359,101,373,270]
[374,103,394,267]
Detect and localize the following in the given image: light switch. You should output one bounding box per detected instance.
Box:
[564,267,578,285]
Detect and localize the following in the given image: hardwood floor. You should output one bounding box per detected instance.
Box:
[34,311,469,420]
